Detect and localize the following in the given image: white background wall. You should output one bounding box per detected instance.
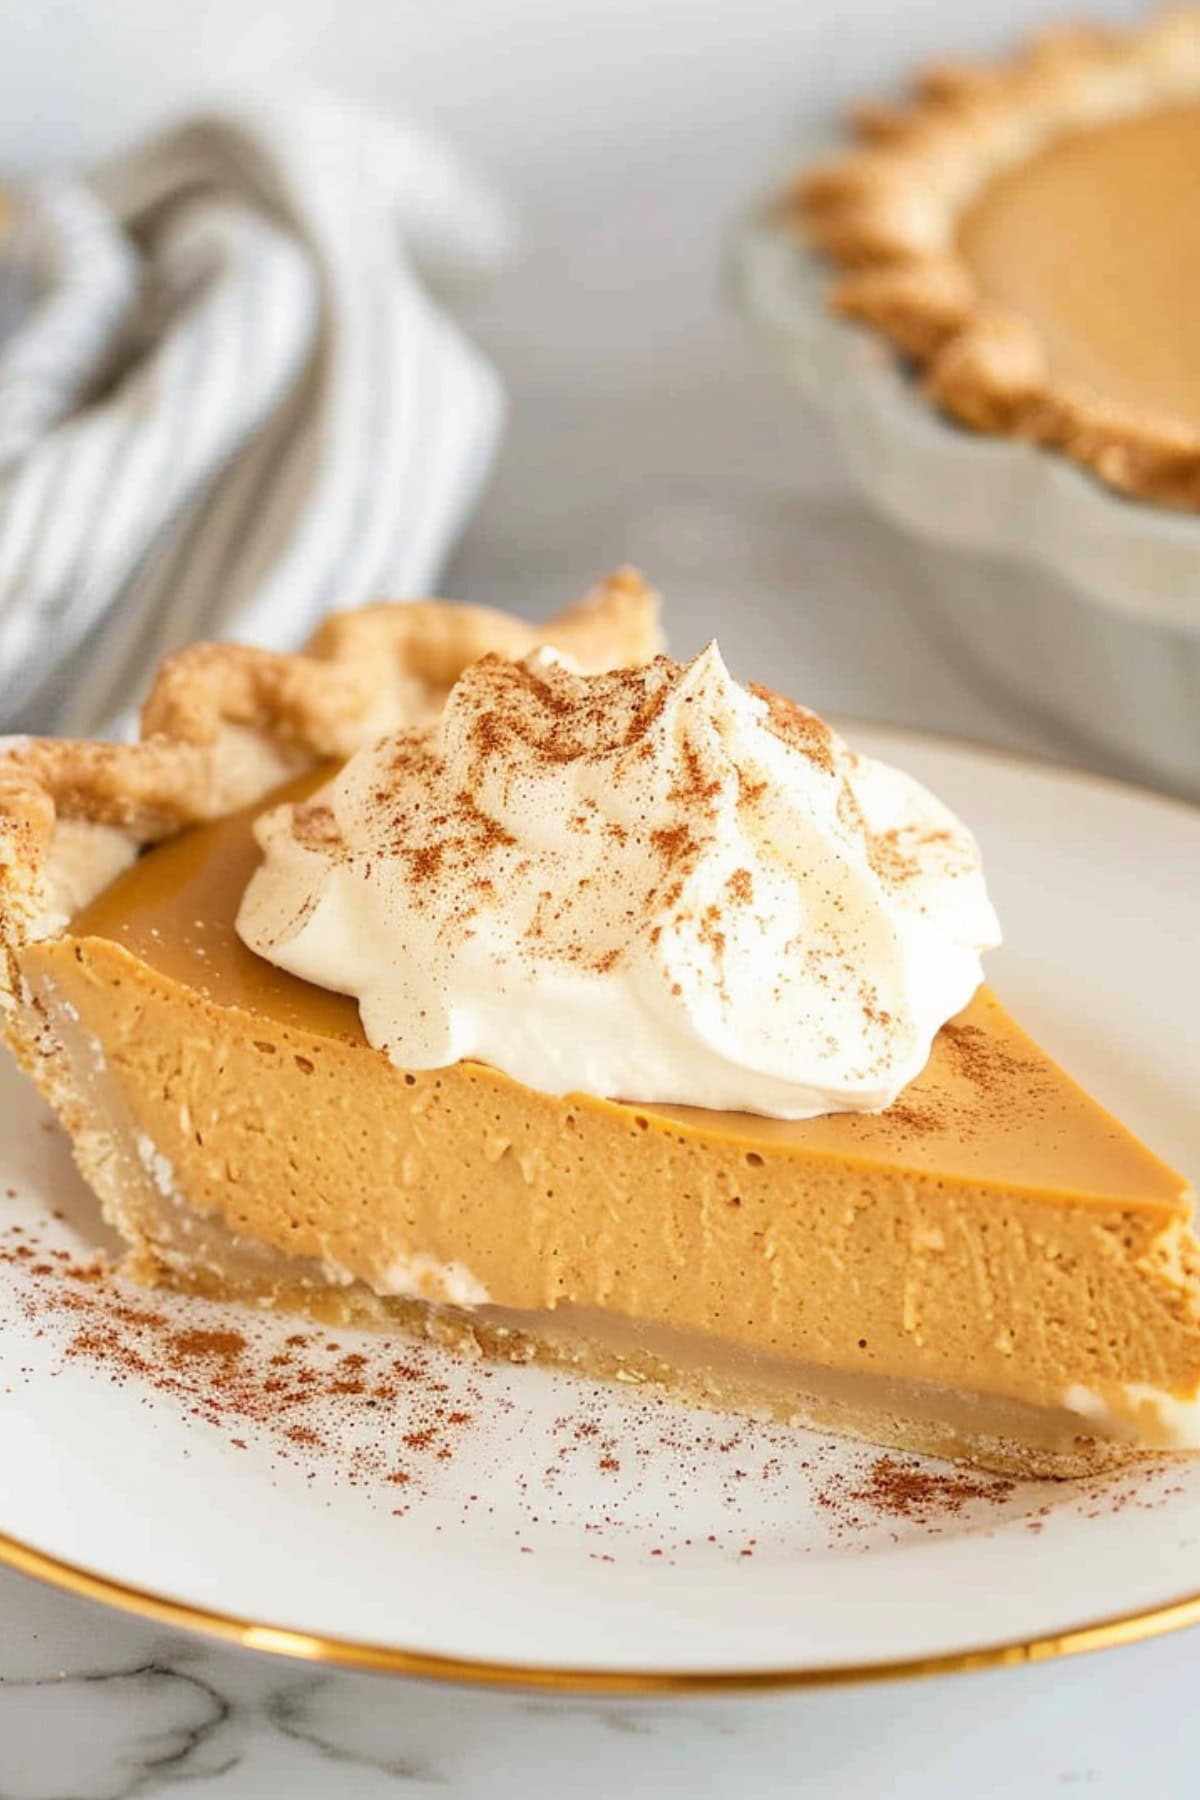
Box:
[0,0,1149,736]
[0,0,1142,178]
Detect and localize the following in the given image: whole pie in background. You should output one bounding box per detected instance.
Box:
[795,9,1200,509]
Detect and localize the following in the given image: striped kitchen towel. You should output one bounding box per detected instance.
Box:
[0,85,512,735]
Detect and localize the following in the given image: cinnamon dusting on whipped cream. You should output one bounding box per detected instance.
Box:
[237,642,1000,1118]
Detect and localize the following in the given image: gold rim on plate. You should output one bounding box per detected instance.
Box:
[2,1526,1200,1692]
[3,732,1200,1692]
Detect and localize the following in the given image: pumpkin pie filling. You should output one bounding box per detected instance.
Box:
[956,102,1200,431]
[14,768,1200,1478]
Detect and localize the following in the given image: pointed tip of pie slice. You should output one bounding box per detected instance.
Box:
[646,987,1193,1216]
[932,986,1193,1212]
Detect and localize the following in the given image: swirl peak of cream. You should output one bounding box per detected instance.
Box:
[237,644,1000,1118]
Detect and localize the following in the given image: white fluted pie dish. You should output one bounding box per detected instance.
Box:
[731,209,1200,799]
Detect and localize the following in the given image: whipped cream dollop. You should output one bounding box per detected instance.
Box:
[237,645,1000,1118]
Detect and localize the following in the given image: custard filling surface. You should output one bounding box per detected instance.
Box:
[957,102,1200,428]
[68,774,1184,1202]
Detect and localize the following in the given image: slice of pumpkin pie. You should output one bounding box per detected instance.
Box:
[3,570,1199,1477]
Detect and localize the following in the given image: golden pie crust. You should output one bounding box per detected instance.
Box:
[793,10,1200,508]
[0,568,661,974]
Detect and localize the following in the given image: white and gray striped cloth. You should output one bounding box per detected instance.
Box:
[0,86,512,735]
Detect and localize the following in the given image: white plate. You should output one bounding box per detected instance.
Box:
[2,727,1200,1691]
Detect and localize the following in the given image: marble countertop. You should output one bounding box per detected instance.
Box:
[5,55,1200,1796]
[3,1563,1199,1799]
